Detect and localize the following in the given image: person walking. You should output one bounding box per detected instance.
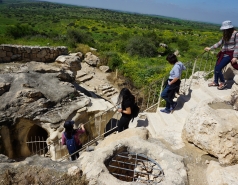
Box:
[160,53,186,114]
[116,88,135,132]
[62,120,85,161]
[205,20,238,90]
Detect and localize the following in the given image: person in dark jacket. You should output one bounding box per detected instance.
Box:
[160,53,186,114]
[116,88,135,132]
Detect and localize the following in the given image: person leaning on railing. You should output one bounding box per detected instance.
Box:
[160,53,186,114]
[204,20,238,90]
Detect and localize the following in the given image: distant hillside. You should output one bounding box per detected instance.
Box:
[0,0,220,88]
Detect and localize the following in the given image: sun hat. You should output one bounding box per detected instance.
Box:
[220,20,234,30]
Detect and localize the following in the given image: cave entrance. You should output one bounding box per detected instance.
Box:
[26,124,48,156]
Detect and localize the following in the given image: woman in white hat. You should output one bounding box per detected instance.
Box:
[204,20,238,90]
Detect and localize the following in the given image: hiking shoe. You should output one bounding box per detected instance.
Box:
[160,108,171,114]
[170,102,178,111]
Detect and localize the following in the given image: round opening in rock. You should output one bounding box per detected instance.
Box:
[107,151,164,183]
[26,125,48,155]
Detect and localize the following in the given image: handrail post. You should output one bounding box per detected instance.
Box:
[187,57,198,94]
[157,77,165,111]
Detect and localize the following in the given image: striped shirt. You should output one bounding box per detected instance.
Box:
[210,31,238,58]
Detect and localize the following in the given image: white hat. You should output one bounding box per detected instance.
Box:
[220,20,234,30]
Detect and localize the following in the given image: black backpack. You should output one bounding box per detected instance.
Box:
[131,102,140,122]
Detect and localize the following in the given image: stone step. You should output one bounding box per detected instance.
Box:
[177,94,198,112]
[200,80,233,101]
[76,74,93,83]
[171,102,189,123]
[76,70,87,78]
[158,110,184,131]
[189,88,213,103]
[146,112,185,149]
[145,112,166,138]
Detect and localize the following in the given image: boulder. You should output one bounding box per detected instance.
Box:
[84,52,100,67]
[207,161,238,185]
[183,98,238,164]
[55,55,82,75]
[231,83,238,110]
[0,155,87,184]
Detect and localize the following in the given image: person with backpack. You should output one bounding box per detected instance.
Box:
[62,120,85,161]
[116,88,135,132]
[160,53,186,114]
[205,20,238,90]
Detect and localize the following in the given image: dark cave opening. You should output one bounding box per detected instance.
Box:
[27,124,48,156]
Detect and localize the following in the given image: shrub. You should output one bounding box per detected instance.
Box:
[99,52,123,71]
[75,44,91,54]
[178,39,189,52]
[6,24,37,39]
[66,28,94,48]
[125,36,158,57]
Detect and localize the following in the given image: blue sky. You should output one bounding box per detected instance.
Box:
[43,0,238,26]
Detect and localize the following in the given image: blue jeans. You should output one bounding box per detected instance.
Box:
[161,84,174,110]
[214,56,230,84]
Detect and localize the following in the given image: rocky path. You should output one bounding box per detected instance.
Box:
[76,62,119,103]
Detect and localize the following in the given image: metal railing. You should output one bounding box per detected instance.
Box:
[27,51,216,161]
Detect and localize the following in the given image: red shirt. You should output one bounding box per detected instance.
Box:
[62,129,85,146]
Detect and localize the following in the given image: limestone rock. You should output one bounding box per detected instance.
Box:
[0,155,88,184]
[183,98,238,164]
[68,166,81,176]
[99,65,110,73]
[79,127,188,185]
[84,52,100,67]
[0,82,10,96]
[55,55,82,75]
[207,161,238,185]
[69,52,83,58]
[231,79,238,110]
[96,127,149,149]
[223,62,238,81]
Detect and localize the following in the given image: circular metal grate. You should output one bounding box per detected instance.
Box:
[107,152,164,184]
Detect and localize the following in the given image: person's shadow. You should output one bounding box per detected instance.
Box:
[175,89,192,110]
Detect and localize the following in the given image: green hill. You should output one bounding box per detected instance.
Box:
[0,0,221,87]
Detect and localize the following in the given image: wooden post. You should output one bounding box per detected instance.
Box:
[115,69,118,79]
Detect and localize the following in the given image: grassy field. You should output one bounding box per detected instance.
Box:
[0,0,221,88]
